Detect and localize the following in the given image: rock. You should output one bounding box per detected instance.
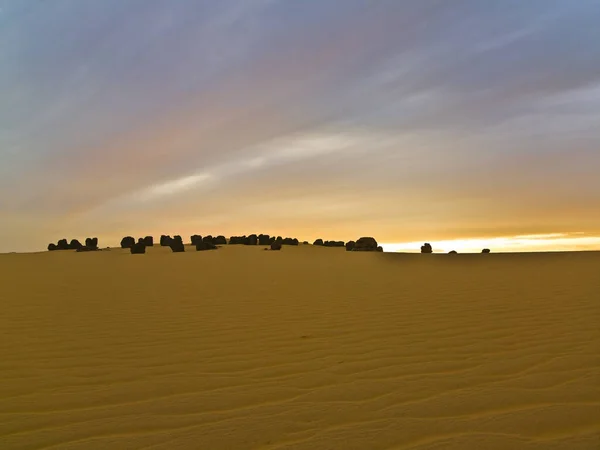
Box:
[421,243,433,254]
[303,241,309,245]
[130,240,146,254]
[143,236,154,247]
[56,239,70,250]
[482,248,491,254]
[85,237,99,250]
[258,234,271,245]
[377,246,383,252]
[323,240,344,247]
[160,235,173,246]
[214,235,227,245]
[313,239,324,246]
[170,239,185,252]
[352,237,379,252]
[190,235,203,245]
[69,239,83,250]
[121,236,135,249]
[449,250,458,254]
[247,234,258,245]
[47,243,57,251]
[270,241,282,251]
[345,241,355,251]
[196,241,218,251]
[282,237,299,246]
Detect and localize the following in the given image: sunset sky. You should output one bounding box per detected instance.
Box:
[1,0,599,253]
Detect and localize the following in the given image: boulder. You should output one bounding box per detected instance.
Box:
[258,234,271,245]
[282,237,299,246]
[482,248,491,254]
[85,237,99,250]
[229,235,247,245]
[421,243,433,254]
[143,236,154,247]
[246,234,258,245]
[130,240,146,254]
[121,236,135,249]
[352,237,379,252]
[323,240,344,247]
[377,246,383,252]
[270,241,282,251]
[313,239,324,246]
[448,250,458,254]
[170,240,185,252]
[69,239,83,250]
[214,235,227,245]
[160,235,173,246]
[190,235,203,245]
[56,238,70,250]
[345,241,355,251]
[47,243,57,251]
[303,241,309,245]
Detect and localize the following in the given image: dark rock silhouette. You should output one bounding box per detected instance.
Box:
[303,241,309,245]
[85,237,99,250]
[160,235,173,246]
[377,246,383,252]
[421,243,433,254]
[269,236,276,244]
[131,239,146,254]
[201,235,214,245]
[323,240,344,247]
[47,243,57,251]
[196,241,218,251]
[69,239,83,250]
[345,241,356,251]
[190,235,202,245]
[270,241,282,251]
[449,250,458,254]
[229,235,247,245]
[282,237,299,246]
[247,234,258,245]
[482,248,491,254]
[121,236,135,249]
[56,239,69,250]
[170,241,185,252]
[352,237,379,252]
[214,235,227,245]
[258,234,271,245]
[313,239,324,246]
[143,236,154,247]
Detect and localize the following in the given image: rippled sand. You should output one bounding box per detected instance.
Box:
[1,245,599,449]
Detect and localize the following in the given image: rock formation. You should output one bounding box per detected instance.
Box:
[247,234,258,245]
[282,237,299,246]
[214,235,227,245]
[421,243,433,254]
[258,234,271,245]
[345,241,356,251]
[143,236,154,247]
[47,243,57,251]
[313,239,324,246]
[121,236,135,249]
[160,235,173,246]
[449,250,458,254]
[69,239,83,250]
[131,239,146,254]
[170,236,185,253]
[352,237,379,252]
[270,241,282,251]
[190,235,203,245]
[482,248,491,254]
[85,237,99,250]
[323,240,344,247]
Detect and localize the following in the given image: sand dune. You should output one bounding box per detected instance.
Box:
[0,245,599,449]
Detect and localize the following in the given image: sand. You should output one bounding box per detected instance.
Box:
[0,245,599,449]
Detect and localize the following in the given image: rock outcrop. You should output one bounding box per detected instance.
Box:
[270,241,282,251]
[143,236,154,247]
[323,240,344,247]
[196,241,218,251]
[258,234,271,245]
[170,236,185,252]
[131,239,146,254]
[313,239,324,246]
[482,248,491,254]
[47,243,57,251]
[352,237,379,252]
[345,241,356,251]
[160,235,172,246]
[214,235,227,245]
[85,237,99,250]
[121,236,135,249]
[421,243,433,254]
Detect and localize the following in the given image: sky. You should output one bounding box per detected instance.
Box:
[1,0,600,253]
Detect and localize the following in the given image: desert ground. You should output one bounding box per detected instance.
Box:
[0,245,599,449]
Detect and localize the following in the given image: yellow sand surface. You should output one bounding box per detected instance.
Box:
[1,245,599,449]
